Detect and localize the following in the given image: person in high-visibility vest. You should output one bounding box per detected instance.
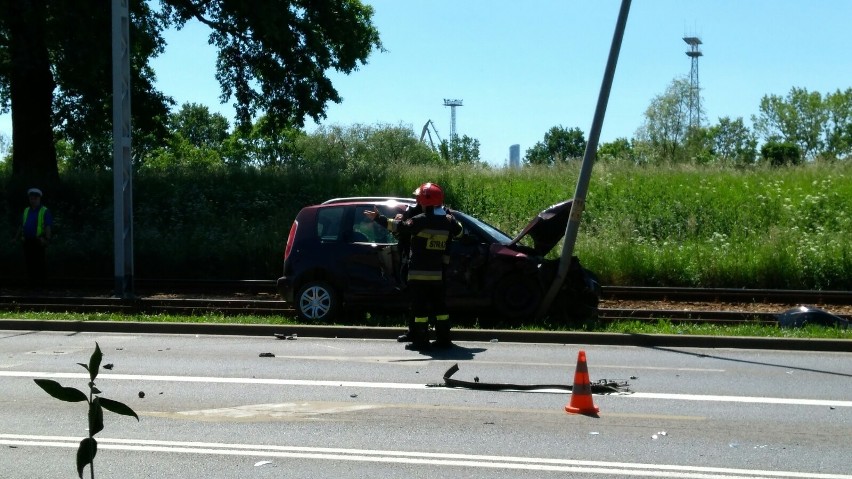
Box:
[11,188,53,288]
[365,183,463,349]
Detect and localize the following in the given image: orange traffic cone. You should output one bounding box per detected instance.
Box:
[565,350,600,416]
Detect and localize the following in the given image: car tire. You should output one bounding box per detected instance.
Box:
[492,275,542,321]
[296,281,339,322]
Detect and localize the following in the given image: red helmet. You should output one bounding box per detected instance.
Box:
[413,182,444,207]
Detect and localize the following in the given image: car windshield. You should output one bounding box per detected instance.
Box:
[454,211,513,244]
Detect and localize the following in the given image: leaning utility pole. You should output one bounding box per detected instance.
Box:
[536,0,631,318]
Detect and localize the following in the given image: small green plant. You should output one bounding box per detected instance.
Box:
[34,342,139,479]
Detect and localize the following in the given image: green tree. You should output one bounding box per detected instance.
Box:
[636,77,698,163]
[169,103,230,149]
[597,137,634,163]
[220,115,304,168]
[295,123,438,178]
[0,0,172,183]
[524,126,586,165]
[446,134,482,165]
[760,140,802,167]
[823,88,852,160]
[752,87,826,160]
[140,103,233,171]
[0,0,382,186]
[708,117,757,166]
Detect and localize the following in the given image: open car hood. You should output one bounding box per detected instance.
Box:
[508,200,573,255]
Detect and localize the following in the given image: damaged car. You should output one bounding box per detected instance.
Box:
[276,197,600,326]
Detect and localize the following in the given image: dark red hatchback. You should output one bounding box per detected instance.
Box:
[277,197,600,325]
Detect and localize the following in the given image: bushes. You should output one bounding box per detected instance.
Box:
[2,161,850,290]
[761,141,802,166]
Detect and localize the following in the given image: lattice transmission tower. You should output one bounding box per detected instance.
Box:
[683,36,703,129]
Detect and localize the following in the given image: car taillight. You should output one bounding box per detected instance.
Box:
[283,220,298,261]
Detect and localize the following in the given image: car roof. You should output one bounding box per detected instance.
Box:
[321,196,416,206]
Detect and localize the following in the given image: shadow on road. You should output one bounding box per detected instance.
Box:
[646,345,852,378]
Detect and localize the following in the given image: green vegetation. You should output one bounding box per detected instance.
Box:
[2,311,848,340]
[3,160,848,290]
[34,343,139,479]
[601,319,850,340]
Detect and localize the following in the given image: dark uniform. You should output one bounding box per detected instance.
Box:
[374,205,462,349]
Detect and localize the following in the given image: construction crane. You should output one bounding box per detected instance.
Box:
[419,119,443,151]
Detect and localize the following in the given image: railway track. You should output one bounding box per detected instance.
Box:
[1,279,850,324]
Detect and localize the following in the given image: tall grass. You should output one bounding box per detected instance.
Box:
[2,161,849,289]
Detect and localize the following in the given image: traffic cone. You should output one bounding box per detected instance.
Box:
[565,350,600,416]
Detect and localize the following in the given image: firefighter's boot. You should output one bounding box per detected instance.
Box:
[432,317,453,349]
[405,321,430,350]
[397,318,416,342]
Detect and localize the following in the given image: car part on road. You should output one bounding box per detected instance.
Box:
[439,363,630,393]
[776,305,849,328]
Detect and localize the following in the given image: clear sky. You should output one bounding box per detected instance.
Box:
[3,1,851,166]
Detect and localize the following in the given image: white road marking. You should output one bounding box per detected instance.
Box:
[1,434,849,479]
[2,371,850,407]
[626,392,852,408]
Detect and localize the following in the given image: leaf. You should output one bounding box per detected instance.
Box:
[91,386,102,395]
[99,397,139,421]
[76,437,97,479]
[77,362,89,373]
[34,379,87,403]
[89,398,104,436]
[88,342,103,382]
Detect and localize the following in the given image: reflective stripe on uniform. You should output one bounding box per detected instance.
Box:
[416,229,449,251]
[414,316,429,323]
[408,270,442,281]
[436,314,449,321]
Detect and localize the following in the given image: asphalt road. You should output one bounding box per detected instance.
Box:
[1,329,850,478]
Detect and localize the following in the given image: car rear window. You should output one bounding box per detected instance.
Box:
[317,207,344,241]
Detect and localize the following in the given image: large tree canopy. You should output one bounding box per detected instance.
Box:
[524,126,587,165]
[0,0,382,189]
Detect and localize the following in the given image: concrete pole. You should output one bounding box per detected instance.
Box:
[112,0,134,297]
[536,0,631,318]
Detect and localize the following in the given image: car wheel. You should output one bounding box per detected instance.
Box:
[492,275,542,320]
[296,281,339,322]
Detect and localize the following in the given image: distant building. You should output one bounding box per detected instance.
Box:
[509,144,521,169]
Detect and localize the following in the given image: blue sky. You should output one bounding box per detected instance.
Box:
[3,1,851,166]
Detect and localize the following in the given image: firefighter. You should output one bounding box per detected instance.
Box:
[391,197,421,342]
[365,182,462,349]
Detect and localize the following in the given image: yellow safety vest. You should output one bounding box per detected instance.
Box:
[23,207,48,237]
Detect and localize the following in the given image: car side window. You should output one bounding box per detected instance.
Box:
[352,205,398,244]
[317,207,344,241]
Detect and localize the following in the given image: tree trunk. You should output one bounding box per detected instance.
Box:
[8,0,58,190]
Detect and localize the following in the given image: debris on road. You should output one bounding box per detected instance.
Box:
[776,306,848,328]
[439,363,630,393]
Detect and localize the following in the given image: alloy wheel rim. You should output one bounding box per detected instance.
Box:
[300,286,331,319]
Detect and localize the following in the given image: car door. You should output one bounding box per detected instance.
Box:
[340,204,405,301]
[444,214,493,308]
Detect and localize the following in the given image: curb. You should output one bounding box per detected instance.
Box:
[2,320,850,352]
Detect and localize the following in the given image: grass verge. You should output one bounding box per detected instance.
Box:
[1,311,848,340]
